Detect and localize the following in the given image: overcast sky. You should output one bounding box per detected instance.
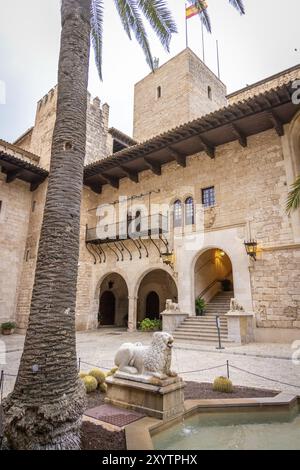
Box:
[0,0,299,143]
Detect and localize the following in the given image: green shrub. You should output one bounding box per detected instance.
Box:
[82,375,98,393]
[195,298,206,316]
[1,322,16,330]
[89,368,106,384]
[213,376,233,393]
[139,318,162,332]
[99,383,107,394]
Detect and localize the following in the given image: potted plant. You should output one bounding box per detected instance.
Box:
[1,322,16,335]
[195,298,206,316]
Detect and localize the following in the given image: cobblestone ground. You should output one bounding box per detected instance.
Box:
[1,329,300,398]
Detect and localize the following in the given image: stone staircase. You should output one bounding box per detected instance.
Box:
[173,291,233,343]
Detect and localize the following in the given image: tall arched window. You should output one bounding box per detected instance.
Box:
[173,200,183,228]
[185,197,195,225]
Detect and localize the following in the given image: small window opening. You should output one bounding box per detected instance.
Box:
[208,86,212,100]
[157,86,162,99]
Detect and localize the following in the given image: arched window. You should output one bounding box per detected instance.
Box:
[173,200,183,228]
[208,86,212,100]
[185,197,195,225]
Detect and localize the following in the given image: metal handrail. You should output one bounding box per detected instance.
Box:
[86,213,169,243]
[197,270,233,299]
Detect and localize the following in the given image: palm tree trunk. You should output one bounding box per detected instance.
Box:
[3,0,91,450]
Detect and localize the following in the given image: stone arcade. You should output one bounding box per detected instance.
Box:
[1,48,300,343]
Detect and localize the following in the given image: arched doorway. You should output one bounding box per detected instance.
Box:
[99,291,115,325]
[137,269,178,326]
[98,273,129,328]
[194,248,233,313]
[145,291,160,320]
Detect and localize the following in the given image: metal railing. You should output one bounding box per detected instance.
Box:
[86,213,169,243]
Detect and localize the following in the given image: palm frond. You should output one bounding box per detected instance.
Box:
[228,0,245,15]
[114,0,154,70]
[137,0,177,52]
[90,0,104,81]
[113,0,132,39]
[187,0,212,33]
[287,175,300,214]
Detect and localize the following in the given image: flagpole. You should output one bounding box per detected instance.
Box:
[201,20,205,62]
[185,3,188,48]
[216,40,220,78]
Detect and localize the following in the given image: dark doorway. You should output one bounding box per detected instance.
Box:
[99,291,115,326]
[146,291,160,320]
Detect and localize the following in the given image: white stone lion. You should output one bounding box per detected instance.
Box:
[114,332,177,380]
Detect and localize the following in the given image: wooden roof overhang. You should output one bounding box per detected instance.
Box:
[0,151,49,191]
[84,81,300,194]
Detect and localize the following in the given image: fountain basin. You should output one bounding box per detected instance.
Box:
[125,393,300,450]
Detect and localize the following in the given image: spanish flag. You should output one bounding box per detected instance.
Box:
[186,1,208,20]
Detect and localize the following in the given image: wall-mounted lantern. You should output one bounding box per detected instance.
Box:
[244,240,258,261]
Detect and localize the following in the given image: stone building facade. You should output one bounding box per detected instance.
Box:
[1,48,300,343]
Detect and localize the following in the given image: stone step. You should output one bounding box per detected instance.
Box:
[184,318,227,323]
[179,320,228,326]
[176,328,228,335]
[173,333,231,343]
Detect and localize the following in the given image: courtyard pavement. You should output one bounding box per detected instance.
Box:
[1,329,300,399]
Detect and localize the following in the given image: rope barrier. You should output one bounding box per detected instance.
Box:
[79,360,111,371]
[229,364,300,390]
[179,363,228,375]
[1,361,299,405]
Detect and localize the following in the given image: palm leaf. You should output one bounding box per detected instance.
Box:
[91,0,104,81]
[287,175,300,214]
[228,0,245,15]
[114,0,154,70]
[187,0,212,33]
[137,0,177,52]
[113,0,133,40]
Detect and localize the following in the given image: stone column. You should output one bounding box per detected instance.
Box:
[127,295,138,332]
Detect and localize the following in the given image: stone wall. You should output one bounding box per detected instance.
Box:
[251,247,300,329]
[21,86,111,170]
[0,173,32,324]
[14,87,112,330]
[228,65,300,105]
[77,126,299,332]
[133,48,227,142]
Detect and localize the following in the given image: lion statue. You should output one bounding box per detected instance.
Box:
[229,298,245,312]
[114,332,177,380]
[165,299,180,313]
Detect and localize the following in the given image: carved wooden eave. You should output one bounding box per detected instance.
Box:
[84,81,300,193]
[0,146,48,191]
